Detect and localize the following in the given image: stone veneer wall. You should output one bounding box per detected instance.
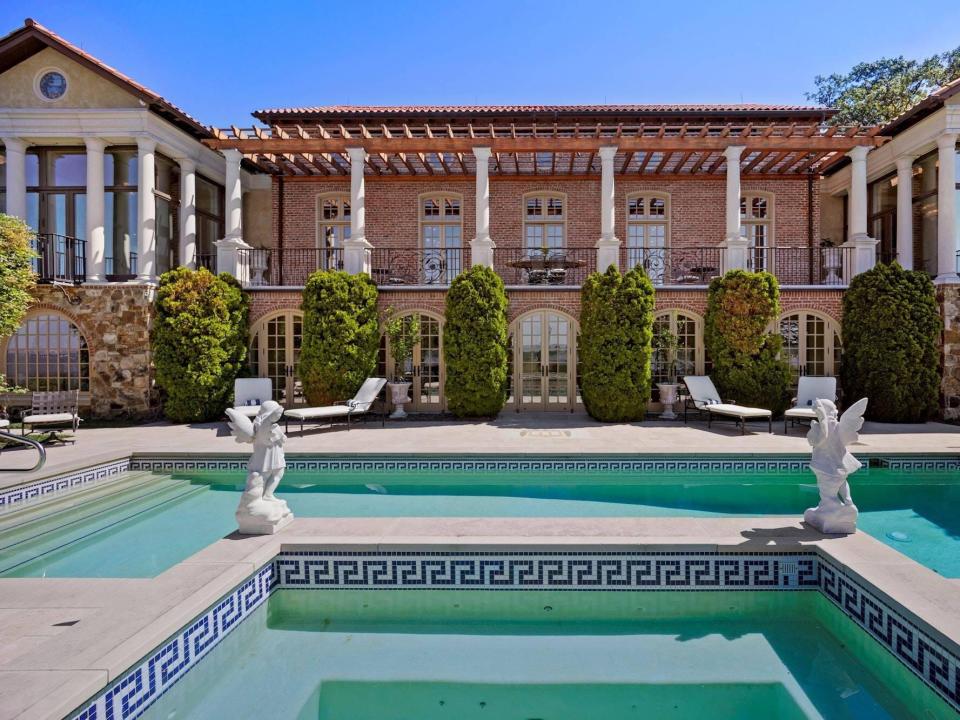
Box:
[939,284,960,422]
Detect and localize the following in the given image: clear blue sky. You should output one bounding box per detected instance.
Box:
[5,0,960,127]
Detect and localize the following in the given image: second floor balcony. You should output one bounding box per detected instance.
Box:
[32,233,86,284]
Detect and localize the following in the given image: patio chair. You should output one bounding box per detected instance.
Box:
[21,390,81,439]
[783,376,837,434]
[283,377,387,434]
[231,378,273,418]
[682,376,772,434]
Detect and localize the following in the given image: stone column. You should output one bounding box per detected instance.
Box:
[843,145,878,278]
[895,155,915,271]
[84,138,107,282]
[596,145,620,271]
[3,137,28,221]
[179,158,197,268]
[136,137,157,282]
[936,133,959,284]
[215,148,252,282]
[469,146,495,268]
[721,145,749,271]
[344,146,372,275]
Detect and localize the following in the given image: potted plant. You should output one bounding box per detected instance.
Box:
[652,326,681,419]
[384,311,420,419]
[820,238,843,284]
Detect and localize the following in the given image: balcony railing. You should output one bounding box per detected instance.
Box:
[33,234,86,284]
[195,252,217,273]
[371,247,464,286]
[620,245,722,286]
[495,247,595,286]
[239,246,345,286]
[104,252,138,279]
[747,246,855,286]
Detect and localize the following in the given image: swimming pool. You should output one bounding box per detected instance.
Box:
[3,455,959,578]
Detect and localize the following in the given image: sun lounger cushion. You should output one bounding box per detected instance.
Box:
[702,403,771,419]
[283,406,352,421]
[784,407,817,419]
[22,412,77,425]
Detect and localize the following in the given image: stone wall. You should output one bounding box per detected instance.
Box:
[939,284,960,422]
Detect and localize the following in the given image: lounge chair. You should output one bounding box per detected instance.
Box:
[784,376,837,434]
[231,378,273,418]
[682,376,772,434]
[284,378,387,434]
[21,390,81,439]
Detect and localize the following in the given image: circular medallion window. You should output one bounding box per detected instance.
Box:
[36,69,68,101]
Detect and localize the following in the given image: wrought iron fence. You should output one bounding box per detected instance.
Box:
[33,234,86,283]
[104,252,138,278]
[494,247,595,286]
[620,245,722,285]
[194,252,217,273]
[747,246,855,286]
[235,246,345,286]
[371,247,464,285]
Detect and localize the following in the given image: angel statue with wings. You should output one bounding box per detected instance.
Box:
[803,397,868,534]
[226,400,294,534]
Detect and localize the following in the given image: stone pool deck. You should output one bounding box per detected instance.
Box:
[3,414,960,486]
[2,516,960,719]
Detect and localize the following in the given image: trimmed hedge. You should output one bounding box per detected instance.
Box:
[841,262,941,422]
[152,267,249,422]
[705,270,792,415]
[443,266,509,417]
[299,270,380,406]
[579,265,656,421]
[0,214,36,338]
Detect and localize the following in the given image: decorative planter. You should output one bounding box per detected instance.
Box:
[657,383,680,420]
[823,247,843,285]
[388,381,412,419]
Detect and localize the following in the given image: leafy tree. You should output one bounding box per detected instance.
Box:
[299,270,380,406]
[579,265,656,422]
[705,270,792,415]
[807,48,960,125]
[152,267,249,422]
[0,214,36,338]
[841,263,940,422]
[443,266,509,417]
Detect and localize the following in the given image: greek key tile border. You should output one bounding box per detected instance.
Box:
[869,456,960,471]
[0,458,130,511]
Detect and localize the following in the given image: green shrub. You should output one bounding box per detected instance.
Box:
[579,265,656,421]
[705,270,792,415]
[443,266,509,417]
[152,267,249,422]
[841,262,941,422]
[299,270,380,406]
[0,214,36,338]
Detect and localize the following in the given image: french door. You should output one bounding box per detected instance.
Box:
[250,312,305,407]
[515,311,575,412]
[391,313,444,412]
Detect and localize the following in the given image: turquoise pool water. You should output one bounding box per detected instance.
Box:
[2,465,958,578]
[138,589,951,720]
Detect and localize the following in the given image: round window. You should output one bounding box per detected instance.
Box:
[38,70,67,100]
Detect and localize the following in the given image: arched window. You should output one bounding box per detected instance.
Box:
[625,192,670,282]
[652,310,702,385]
[524,192,566,253]
[3,312,89,391]
[741,192,774,271]
[419,193,463,283]
[316,194,350,270]
[778,311,841,383]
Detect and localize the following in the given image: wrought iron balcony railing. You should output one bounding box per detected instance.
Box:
[747,246,856,286]
[371,247,464,286]
[104,251,138,279]
[620,245,722,286]
[194,252,217,273]
[494,247,595,286]
[33,234,86,284]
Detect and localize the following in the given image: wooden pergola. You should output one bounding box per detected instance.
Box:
[204,119,887,178]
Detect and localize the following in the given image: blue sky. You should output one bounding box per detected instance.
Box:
[4,0,960,127]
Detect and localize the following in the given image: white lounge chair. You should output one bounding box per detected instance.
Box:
[784,376,837,434]
[21,390,81,439]
[231,378,273,418]
[682,376,772,434]
[284,378,387,434]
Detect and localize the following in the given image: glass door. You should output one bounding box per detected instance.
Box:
[515,311,574,411]
[390,313,444,412]
[250,312,304,407]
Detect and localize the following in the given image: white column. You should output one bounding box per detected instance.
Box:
[936,133,959,284]
[179,158,197,268]
[215,148,252,282]
[843,145,878,277]
[596,145,620,271]
[136,137,157,282]
[3,137,28,221]
[469,146,495,267]
[721,145,749,271]
[84,138,107,281]
[895,155,915,271]
[344,146,372,275]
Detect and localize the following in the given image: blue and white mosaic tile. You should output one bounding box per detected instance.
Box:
[0,458,129,511]
[869,456,960,472]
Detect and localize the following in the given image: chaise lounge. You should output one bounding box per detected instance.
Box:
[783,376,838,434]
[682,376,772,434]
[230,378,273,418]
[283,377,387,434]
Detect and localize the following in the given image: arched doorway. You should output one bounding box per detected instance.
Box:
[778,310,842,384]
[249,311,304,407]
[1,311,90,392]
[510,310,577,412]
[383,311,444,412]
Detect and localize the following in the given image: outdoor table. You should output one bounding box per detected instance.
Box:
[505,255,586,285]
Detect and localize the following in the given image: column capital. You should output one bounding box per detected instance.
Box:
[895,154,915,171]
[847,145,870,163]
[136,136,157,152]
[598,145,618,161]
[84,137,108,153]
[2,137,29,153]
[347,146,367,162]
[177,156,197,171]
[222,147,243,163]
[472,146,492,161]
[937,132,959,151]
[723,145,746,161]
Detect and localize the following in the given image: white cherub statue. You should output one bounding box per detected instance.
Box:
[804,397,868,534]
[225,400,294,534]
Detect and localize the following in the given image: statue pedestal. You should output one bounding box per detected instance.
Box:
[236,506,294,535]
[804,503,858,535]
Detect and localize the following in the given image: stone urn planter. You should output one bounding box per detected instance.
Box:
[388,381,412,419]
[822,246,843,284]
[657,383,680,420]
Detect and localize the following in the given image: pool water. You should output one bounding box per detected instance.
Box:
[139,589,952,720]
[2,465,959,578]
